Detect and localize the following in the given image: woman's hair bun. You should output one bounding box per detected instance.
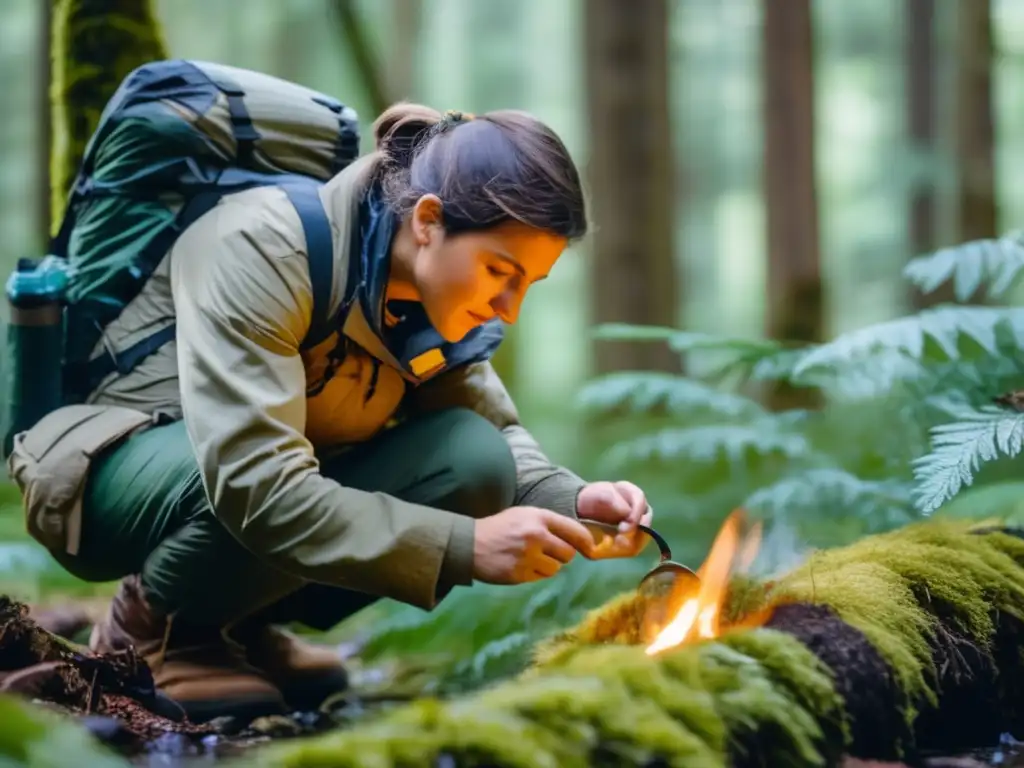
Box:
[372,103,443,168]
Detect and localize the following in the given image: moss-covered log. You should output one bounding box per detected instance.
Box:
[50,0,169,231]
[244,520,1024,767]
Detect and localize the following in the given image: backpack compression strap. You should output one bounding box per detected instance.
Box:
[78,185,337,395]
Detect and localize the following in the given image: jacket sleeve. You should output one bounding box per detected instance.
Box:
[407,360,587,518]
[169,194,472,610]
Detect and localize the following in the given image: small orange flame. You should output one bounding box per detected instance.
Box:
[645,509,763,655]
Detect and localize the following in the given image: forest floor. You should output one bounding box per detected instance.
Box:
[1,598,1023,768]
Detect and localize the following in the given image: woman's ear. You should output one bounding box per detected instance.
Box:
[411,194,445,246]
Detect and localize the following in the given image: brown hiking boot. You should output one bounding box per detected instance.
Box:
[89,576,287,723]
[229,621,350,711]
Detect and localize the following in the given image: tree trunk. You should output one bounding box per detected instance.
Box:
[956,0,997,244]
[387,0,422,102]
[762,0,824,410]
[584,0,678,374]
[905,0,954,309]
[37,0,53,244]
[330,0,390,117]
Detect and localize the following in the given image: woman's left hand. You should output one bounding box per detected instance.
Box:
[576,481,653,559]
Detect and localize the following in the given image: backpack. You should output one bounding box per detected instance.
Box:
[3,59,361,452]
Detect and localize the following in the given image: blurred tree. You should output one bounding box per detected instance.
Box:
[387,0,422,102]
[37,1,53,246]
[329,0,389,116]
[762,0,823,410]
[50,0,169,233]
[956,0,997,243]
[906,0,942,309]
[585,0,678,374]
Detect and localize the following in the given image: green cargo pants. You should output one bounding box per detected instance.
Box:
[56,407,516,629]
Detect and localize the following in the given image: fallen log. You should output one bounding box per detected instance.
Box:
[244,519,1024,768]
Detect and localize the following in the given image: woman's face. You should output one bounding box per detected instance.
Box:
[410,195,567,343]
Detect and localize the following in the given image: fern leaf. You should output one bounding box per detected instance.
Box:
[903,231,1024,300]
[793,306,1024,381]
[600,423,811,472]
[592,324,799,384]
[912,404,1024,514]
[743,468,916,529]
[576,372,765,419]
[591,323,679,342]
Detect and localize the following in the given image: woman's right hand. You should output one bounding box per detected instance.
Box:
[471,506,596,584]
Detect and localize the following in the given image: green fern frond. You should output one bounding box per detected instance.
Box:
[576,372,765,419]
[599,423,811,473]
[793,306,1024,381]
[743,468,916,530]
[903,231,1024,300]
[593,324,797,384]
[911,404,1024,514]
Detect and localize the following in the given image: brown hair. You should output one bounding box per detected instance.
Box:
[371,103,588,242]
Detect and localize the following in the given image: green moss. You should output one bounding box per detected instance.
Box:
[50,0,169,232]
[768,520,1024,721]
[249,626,839,768]
[245,520,1024,767]
[539,520,1024,728]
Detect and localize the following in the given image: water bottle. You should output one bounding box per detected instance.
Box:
[2,255,70,458]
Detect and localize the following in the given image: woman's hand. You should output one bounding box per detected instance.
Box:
[471,506,596,584]
[575,481,654,560]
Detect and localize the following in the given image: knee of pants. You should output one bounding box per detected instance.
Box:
[440,408,517,518]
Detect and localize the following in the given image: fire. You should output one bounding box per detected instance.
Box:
[645,509,763,655]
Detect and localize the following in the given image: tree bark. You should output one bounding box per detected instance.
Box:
[387,0,422,102]
[905,0,954,309]
[762,0,824,409]
[955,0,997,244]
[37,0,53,244]
[584,0,678,374]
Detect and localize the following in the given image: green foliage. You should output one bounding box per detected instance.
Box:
[337,232,1024,692]
[903,231,1024,301]
[0,694,129,767]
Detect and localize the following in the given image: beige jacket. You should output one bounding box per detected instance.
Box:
[9,154,585,610]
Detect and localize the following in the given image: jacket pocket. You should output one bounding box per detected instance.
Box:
[6,405,154,556]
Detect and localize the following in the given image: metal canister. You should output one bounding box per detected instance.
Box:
[3,255,70,457]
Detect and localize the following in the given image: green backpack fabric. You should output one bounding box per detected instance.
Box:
[3,59,361,453]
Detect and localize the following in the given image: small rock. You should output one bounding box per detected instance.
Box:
[249,714,302,738]
[205,715,245,736]
[291,710,331,731]
[146,732,195,758]
[81,715,137,748]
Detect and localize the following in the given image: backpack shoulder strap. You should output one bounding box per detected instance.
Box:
[279,183,336,351]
